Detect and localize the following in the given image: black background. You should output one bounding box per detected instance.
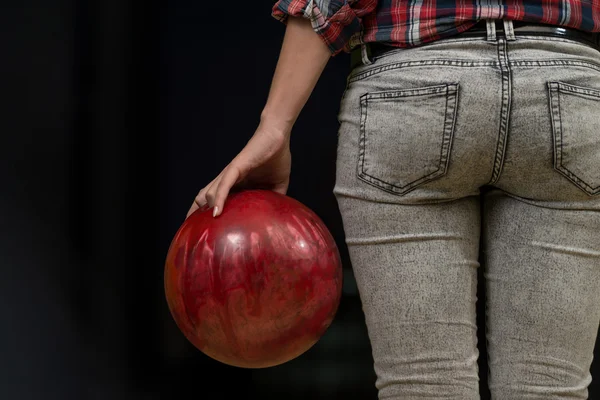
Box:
[1,1,597,399]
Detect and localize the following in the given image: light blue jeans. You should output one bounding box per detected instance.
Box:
[333,19,600,399]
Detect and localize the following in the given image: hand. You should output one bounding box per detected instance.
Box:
[186,125,292,219]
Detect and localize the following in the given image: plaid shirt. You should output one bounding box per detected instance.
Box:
[272,0,600,55]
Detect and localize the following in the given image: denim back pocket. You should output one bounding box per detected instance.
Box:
[548,81,600,196]
[357,83,459,195]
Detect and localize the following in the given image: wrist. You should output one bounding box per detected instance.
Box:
[259,110,295,140]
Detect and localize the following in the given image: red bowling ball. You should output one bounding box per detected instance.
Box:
[164,190,343,368]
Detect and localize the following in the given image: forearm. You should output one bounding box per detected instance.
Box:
[260,16,332,138]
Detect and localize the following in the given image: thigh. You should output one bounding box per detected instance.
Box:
[332,45,502,399]
[483,190,600,399]
[335,193,482,399]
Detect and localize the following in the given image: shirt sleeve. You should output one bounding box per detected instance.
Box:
[272,0,377,55]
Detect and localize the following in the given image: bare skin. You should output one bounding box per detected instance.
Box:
[186,16,331,219]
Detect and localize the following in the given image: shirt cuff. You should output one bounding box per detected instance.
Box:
[272,0,363,56]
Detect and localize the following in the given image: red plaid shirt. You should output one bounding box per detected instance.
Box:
[272,0,600,55]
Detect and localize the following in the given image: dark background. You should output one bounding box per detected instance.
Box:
[1,1,598,399]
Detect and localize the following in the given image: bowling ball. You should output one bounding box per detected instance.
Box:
[164,189,343,368]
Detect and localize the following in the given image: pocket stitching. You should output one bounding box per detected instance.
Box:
[548,81,600,195]
[357,83,459,195]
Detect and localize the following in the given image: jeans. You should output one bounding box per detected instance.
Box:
[333,19,600,399]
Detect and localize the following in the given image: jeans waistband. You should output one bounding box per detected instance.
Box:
[350,19,600,70]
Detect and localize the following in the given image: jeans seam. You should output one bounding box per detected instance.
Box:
[350,54,600,87]
[349,60,499,83]
[487,38,511,185]
[510,59,600,71]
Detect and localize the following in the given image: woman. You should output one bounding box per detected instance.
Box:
[187,1,600,398]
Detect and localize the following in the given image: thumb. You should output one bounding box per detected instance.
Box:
[271,180,289,196]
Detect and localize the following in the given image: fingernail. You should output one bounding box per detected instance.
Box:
[213,206,219,218]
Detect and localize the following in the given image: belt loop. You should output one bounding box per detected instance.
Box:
[361,43,373,66]
[486,19,497,42]
[503,19,516,40]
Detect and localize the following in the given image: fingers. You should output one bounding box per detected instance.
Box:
[186,175,220,219]
[184,132,289,220]
[195,178,216,208]
[186,203,199,219]
[186,164,242,219]
[210,165,241,218]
